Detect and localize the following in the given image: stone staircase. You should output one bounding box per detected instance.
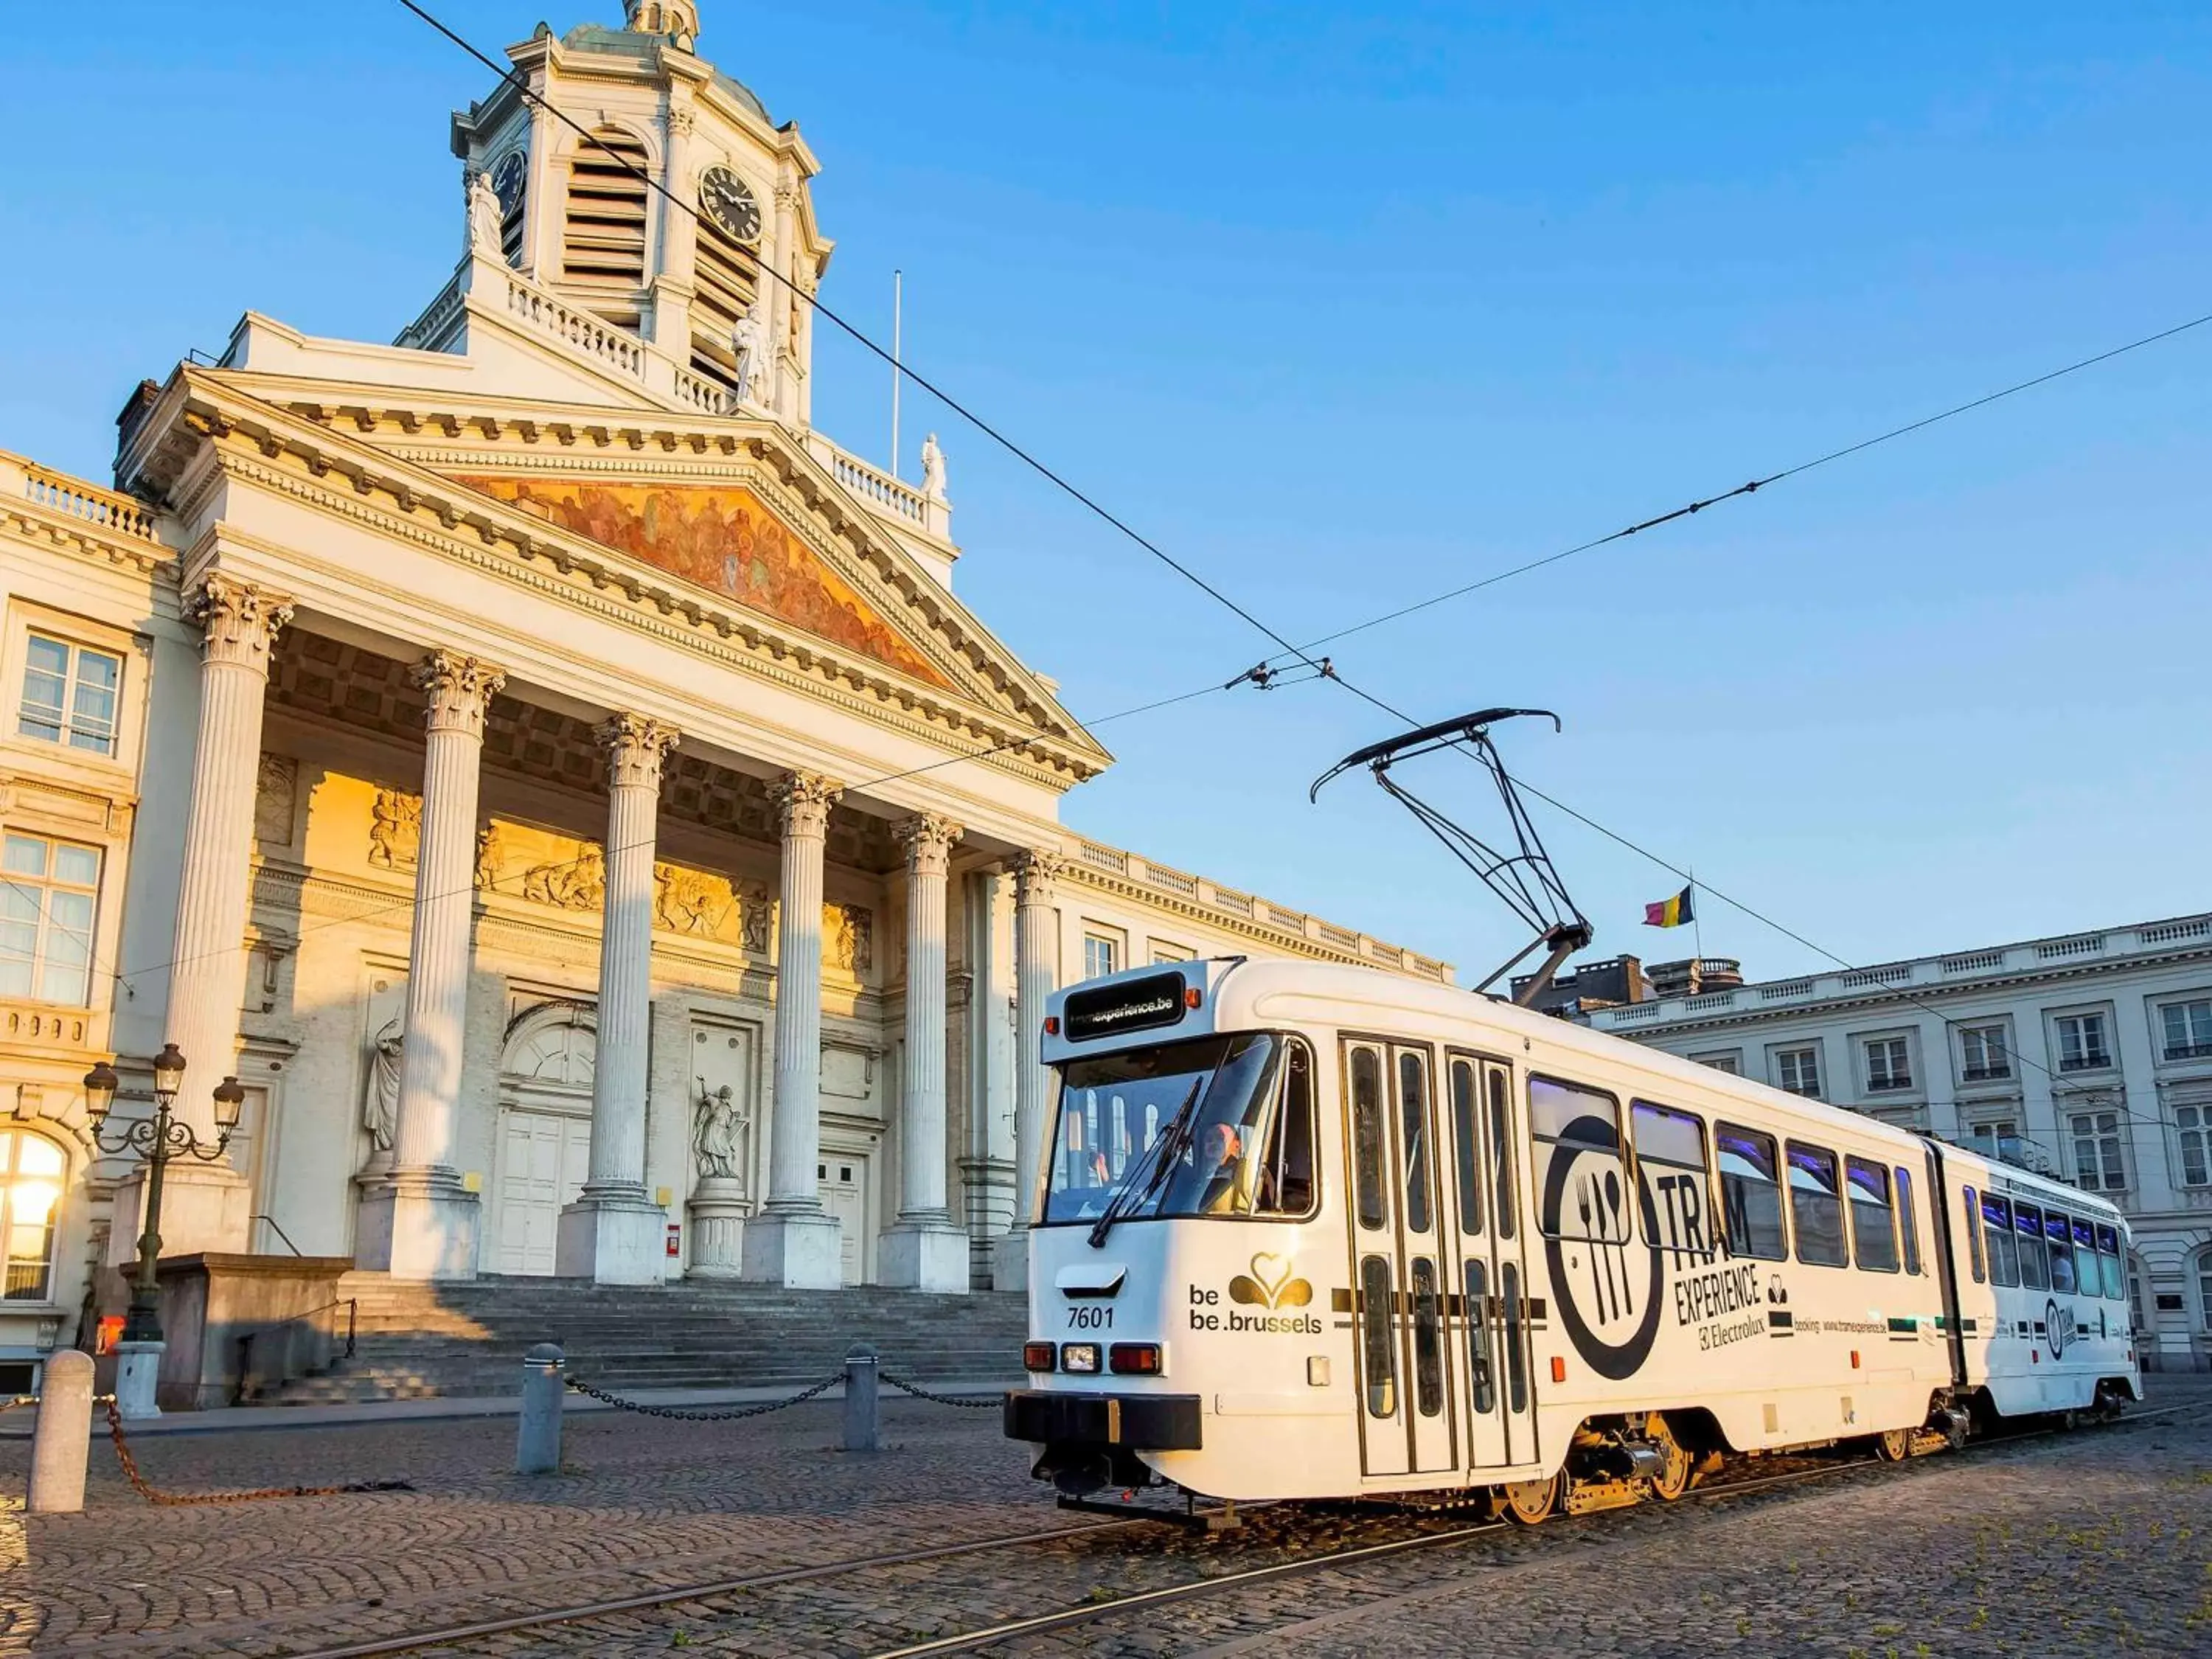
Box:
[254,1272,1029,1405]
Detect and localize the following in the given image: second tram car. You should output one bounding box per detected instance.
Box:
[1003,957,2140,1520]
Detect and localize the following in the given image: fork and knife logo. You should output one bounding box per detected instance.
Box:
[1576,1166,1634,1323]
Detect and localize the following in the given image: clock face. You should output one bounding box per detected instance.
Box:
[699,165,762,245]
[491,152,526,215]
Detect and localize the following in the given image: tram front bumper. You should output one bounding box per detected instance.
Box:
[1002,1389,1203,1451]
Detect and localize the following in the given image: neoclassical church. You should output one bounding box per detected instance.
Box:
[0,2,1448,1388]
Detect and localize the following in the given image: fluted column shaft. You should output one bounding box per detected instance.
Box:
[582,714,680,1199]
[765,771,841,1211]
[166,574,293,1135]
[894,814,962,1222]
[391,653,505,1174]
[1010,851,1064,1229]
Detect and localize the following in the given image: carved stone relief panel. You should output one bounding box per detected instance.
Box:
[367,787,422,870]
[254,754,298,847]
[654,863,734,936]
[824,904,873,976]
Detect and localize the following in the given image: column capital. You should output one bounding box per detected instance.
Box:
[892,812,964,877]
[771,770,843,840]
[187,574,293,673]
[1011,848,1065,905]
[597,713,681,791]
[413,651,507,738]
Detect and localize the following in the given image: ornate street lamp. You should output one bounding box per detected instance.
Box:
[83,1046,242,1346]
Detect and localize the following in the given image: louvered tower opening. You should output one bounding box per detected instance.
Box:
[501,189,527,268]
[689,218,761,392]
[562,127,651,328]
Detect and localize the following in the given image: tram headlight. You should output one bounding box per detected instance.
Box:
[1060,1342,1102,1374]
[1022,1341,1057,1372]
[1108,1343,1162,1376]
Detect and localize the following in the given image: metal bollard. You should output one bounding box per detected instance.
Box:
[27,1350,94,1514]
[842,1342,880,1453]
[516,1343,565,1475]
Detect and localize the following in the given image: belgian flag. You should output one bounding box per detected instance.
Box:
[1643,885,1694,928]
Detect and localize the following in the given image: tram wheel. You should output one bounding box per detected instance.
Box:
[1500,1472,1562,1525]
[1645,1415,1694,1501]
[1874,1427,1913,1462]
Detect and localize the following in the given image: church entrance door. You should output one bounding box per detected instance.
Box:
[492,1108,591,1275]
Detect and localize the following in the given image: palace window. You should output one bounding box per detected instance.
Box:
[2053,1012,2111,1072]
[2199,1248,2212,1332]
[2067,1109,2126,1193]
[1862,1036,1913,1093]
[2160,998,2212,1062]
[1958,1023,2011,1082]
[1150,942,1195,965]
[0,833,100,1005]
[1,1128,65,1301]
[2175,1101,2211,1188]
[1774,1046,1821,1098]
[1082,933,1120,981]
[18,635,120,757]
[1691,1051,1741,1075]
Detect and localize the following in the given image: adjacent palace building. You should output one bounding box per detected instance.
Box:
[0,2,1455,1391]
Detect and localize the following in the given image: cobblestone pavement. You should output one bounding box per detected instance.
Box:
[2,1379,2208,1658]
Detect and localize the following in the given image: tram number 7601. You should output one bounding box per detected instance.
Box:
[1065,1306,1114,1330]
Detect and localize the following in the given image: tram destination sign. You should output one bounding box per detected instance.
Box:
[1063,971,1189,1042]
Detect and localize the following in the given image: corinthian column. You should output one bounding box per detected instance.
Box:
[880,812,967,1293]
[122,574,292,1264]
[555,713,680,1284]
[740,770,846,1288]
[992,849,1063,1292]
[356,651,505,1280]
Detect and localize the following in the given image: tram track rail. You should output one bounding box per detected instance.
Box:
[269,1402,2205,1659]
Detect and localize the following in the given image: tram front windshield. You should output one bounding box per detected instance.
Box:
[1043,1032,1281,1225]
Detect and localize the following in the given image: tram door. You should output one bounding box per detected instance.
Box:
[1343,1040,1457,1479]
[1444,1054,1537,1470]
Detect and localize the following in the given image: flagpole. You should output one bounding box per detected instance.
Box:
[1690,866,1703,963]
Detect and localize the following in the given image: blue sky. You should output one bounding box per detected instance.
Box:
[4,1,2207,984]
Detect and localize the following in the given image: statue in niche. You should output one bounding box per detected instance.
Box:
[692,1079,749,1183]
[368,789,422,869]
[362,1018,405,1155]
[522,843,605,911]
[920,431,947,500]
[731,303,769,407]
[740,883,773,954]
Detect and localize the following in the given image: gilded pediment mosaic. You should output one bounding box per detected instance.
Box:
[450,476,950,690]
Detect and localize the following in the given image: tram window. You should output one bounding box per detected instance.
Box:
[2043,1211,2076,1295]
[1895,1166,1923,1276]
[1350,1047,1387,1231]
[1962,1185,1984,1283]
[1716,1123,1787,1262]
[1360,1254,1397,1419]
[1845,1157,1900,1273]
[1631,1102,1712,1260]
[2096,1224,2125,1300]
[1530,1077,1625,1245]
[1981,1192,2019,1287]
[1464,1259,1496,1413]
[1487,1069,1517,1241]
[1786,1143,1848,1267]
[1500,1259,1528,1413]
[2072,1215,2098,1262]
[1256,1040,1316,1215]
[2014,1201,2050,1291]
[1411,1257,1444,1418]
[1450,1060,1483,1234]
[1399,1051,1434,1236]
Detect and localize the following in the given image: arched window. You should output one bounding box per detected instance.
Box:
[1,1128,66,1301]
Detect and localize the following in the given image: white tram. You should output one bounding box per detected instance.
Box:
[1002,958,2140,1520]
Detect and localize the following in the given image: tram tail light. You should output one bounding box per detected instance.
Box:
[1023,1341,1057,1373]
[1061,1343,1102,1374]
[1550,1356,1566,1384]
[1108,1343,1163,1376]
[1043,1016,1060,1036]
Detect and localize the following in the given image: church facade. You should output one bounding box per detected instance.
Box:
[0,4,1447,1388]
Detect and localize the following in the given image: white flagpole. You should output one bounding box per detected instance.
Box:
[890,269,903,479]
[1691,866,1704,962]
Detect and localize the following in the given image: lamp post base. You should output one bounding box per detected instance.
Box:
[114,1339,164,1420]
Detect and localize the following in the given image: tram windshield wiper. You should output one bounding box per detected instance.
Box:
[1088,1078,1205,1248]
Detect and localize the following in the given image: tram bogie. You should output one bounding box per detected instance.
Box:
[1002,959,2143,1514]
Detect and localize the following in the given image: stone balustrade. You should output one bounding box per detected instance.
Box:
[4,451,159,541]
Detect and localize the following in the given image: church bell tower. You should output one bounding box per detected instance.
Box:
[447,1,833,425]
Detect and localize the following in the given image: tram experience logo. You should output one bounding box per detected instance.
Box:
[1189,1253,1320,1335]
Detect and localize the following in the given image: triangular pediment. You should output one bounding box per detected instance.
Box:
[451,473,953,690]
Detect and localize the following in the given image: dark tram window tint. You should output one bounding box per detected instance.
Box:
[1845,1157,1899,1273]
[2014,1201,2049,1292]
[1500,1259,1528,1413]
[1450,1060,1484,1235]
[1786,1143,1848,1267]
[1360,1254,1396,1418]
[1464,1259,1496,1413]
[1717,1122,1787,1262]
[1350,1048,1386,1231]
[1399,1051,1433,1236]
[1487,1070,1517,1241]
[1982,1192,2019,1287]
[2096,1224,2126,1300]
[1962,1185,1984,1282]
[2043,1211,2076,1296]
[1895,1166,1922,1276]
[1410,1257,1443,1418]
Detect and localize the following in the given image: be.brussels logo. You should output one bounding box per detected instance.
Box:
[1189,1253,1320,1334]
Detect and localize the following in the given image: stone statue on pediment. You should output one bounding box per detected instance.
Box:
[363,1018,404,1155]
[467,167,503,258]
[732,303,769,407]
[692,1079,748,1182]
[920,432,947,500]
